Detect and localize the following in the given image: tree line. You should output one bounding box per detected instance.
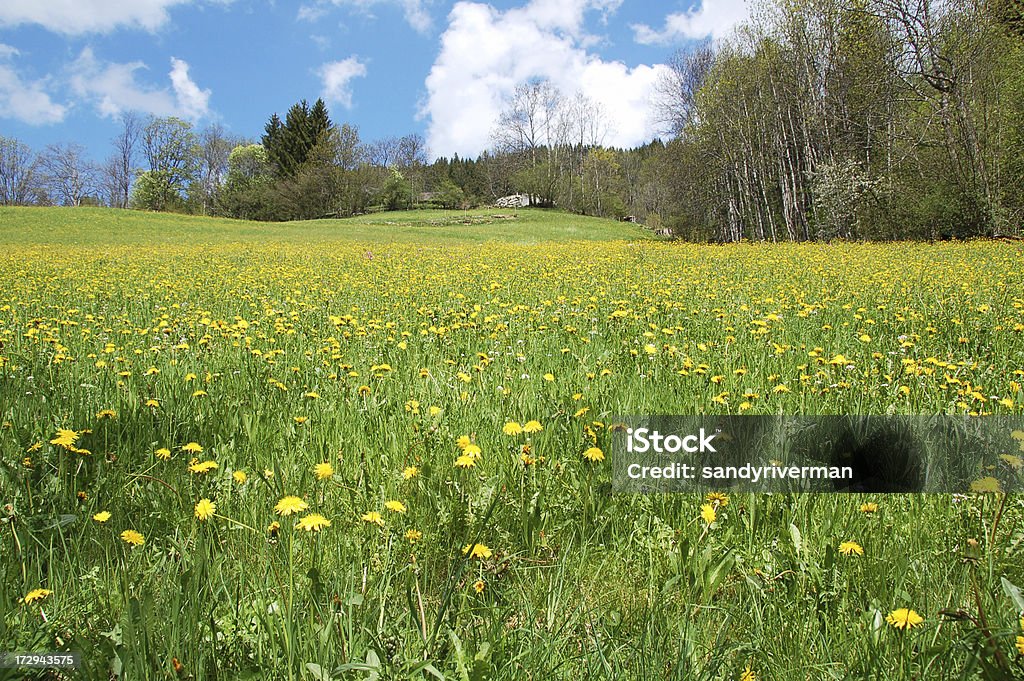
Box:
[1,0,1020,240]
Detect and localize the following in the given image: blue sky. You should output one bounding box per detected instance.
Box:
[0,0,749,162]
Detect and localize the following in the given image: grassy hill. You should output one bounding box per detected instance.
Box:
[0,206,652,245]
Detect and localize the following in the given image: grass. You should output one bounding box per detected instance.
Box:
[1,207,1023,680]
[0,206,652,245]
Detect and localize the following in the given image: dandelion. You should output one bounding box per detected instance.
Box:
[50,429,79,448]
[361,511,384,526]
[463,443,482,459]
[473,580,486,594]
[182,442,203,454]
[700,503,717,525]
[232,470,247,484]
[583,447,604,462]
[194,498,216,521]
[144,399,159,408]
[839,541,864,556]
[886,608,924,630]
[1012,430,1024,442]
[120,529,145,547]
[859,502,878,514]
[22,588,52,605]
[455,454,477,468]
[706,492,729,507]
[293,416,308,425]
[456,435,472,450]
[154,447,171,460]
[463,543,492,559]
[384,500,407,514]
[543,373,555,382]
[313,462,334,480]
[503,421,523,436]
[402,465,419,480]
[405,529,423,543]
[739,666,757,681]
[188,459,218,474]
[357,385,371,396]
[296,513,331,532]
[93,511,111,523]
[275,496,309,516]
[970,477,1002,493]
[523,420,543,433]
[96,409,117,419]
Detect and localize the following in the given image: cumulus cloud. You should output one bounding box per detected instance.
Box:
[421,0,667,159]
[0,0,197,35]
[0,46,67,124]
[318,57,368,109]
[69,49,211,119]
[632,0,750,44]
[298,0,433,34]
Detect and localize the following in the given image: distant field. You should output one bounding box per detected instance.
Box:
[0,206,652,245]
[1,208,1023,679]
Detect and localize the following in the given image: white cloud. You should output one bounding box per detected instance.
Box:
[0,44,67,125]
[169,58,211,119]
[69,49,211,119]
[298,0,433,35]
[421,0,666,159]
[317,57,368,109]
[0,0,195,35]
[632,0,750,44]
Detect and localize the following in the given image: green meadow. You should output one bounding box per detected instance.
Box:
[1,207,1023,680]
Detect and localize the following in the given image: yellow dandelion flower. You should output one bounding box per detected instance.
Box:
[405,529,423,543]
[361,511,384,526]
[384,500,407,514]
[886,608,924,630]
[1016,635,1024,655]
[92,510,111,523]
[187,459,218,474]
[860,502,878,513]
[296,513,331,532]
[543,373,555,382]
[706,492,729,507]
[700,503,717,525]
[456,435,472,450]
[144,399,160,408]
[839,541,864,556]
[503,421,524,436]
[462,543,492,559]
[154,447,171,460]
[22,588,53,605]
[194,498,216,521]
[463,443,482,458]
[293,416,308,425]
[267,521,281,538]
[739,666,757,681]
[403,465,419,480]
[455,454,477,468]
[1011,430,1024,442]
[314,462,334,480]
[96,409,117,419]
[970,477,1002,494]
[232,470,247,484]
[999,454,1023,469]
[120,529,145,547]
[523,420,543,433]
[357,385,371,396]
[275,496,309,516]
[473,579,486,594]
[182,442,203,454]
[50,429,79,448]
[583,447,604,462]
